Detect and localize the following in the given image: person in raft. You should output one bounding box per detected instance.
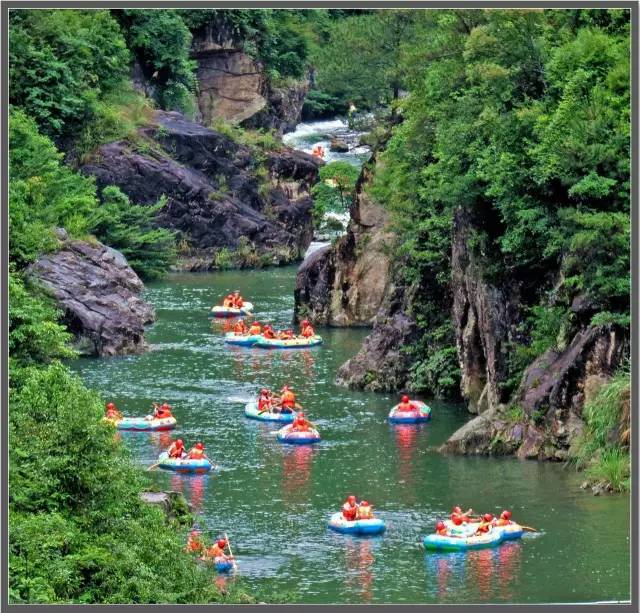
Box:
[278,329,294,340]
[150,402,173,420]
[290,411,311,431]
[203,537,233,563]
[222,294,235,308]
[450,505,480,524]
[104,402,123,420]
[397,395,419,412]
[248,321,262,335]
[234,319,248,335]
[257,388,273,413]
[185,527,204,554]
[277,385,301,414]
[299,319,315,338]
[356,500,374,520]
[262,324,277,339]
[474,513,495,534]
[167,438,185,459]
[312,144,325,158]
[342,495,359,520]
[495,510,513,526]
[187,442,207,460]
[232,291,244,308]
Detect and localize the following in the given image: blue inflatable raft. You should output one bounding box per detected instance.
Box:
[244,401,296,423]
[423,521,524,551]
[109,415,177,431]
[224,332,262,346]
[253,335,323,349]
[327,512,386,536]
[388,400,432,424]
[276,424,321,444]
[157,452,213,474]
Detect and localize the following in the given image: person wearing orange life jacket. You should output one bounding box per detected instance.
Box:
[496,510,513,526]
[342,495,358,521]
[475,513,494,534]
[167,439,185,459]
[203,538,232,563]
[397,395,417,412]
[356,500,374,520]
[232,291,244,308]
[257,388,273,413]
[104,402,123,420]
[248,321,262,335]
[290,411,311,431]
[187,442,207,460]
[222,295,234,308]
[185,528,204,554]
[234,319,247,335]
[279,386,299,414]
[262,325,276,339]
[299,319,315,338]
[278,329,294,340]
[152,402,173,419]
[435,520,448,536]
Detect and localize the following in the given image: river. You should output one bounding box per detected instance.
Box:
[68,120,629,605]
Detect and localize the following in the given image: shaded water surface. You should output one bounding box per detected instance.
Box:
[70,267,630,604]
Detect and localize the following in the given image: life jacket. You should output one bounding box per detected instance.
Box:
[207,544,225,559]
[188,447,205,459]
[282,390,296,408]
[234,321,247,334]
[222,298,234,307]
[258,396,271,411]
[233,296,244,307]
[292,418,309,432]
[496,518,512,526]
[155,408,172,419]
[248,324,261,335]
[342,502,357,521]
[168,442,184,458]
[397,401,415,412]
[263,328,276,339]
[106,409,122,420]
[301,325,315,338]
[357,505,373,520]
[186,536,203,553]
[436,527,448,536]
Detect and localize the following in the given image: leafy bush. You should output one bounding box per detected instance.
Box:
[585,449,630,492]
[88,187,176,280]
[9,9,131,142]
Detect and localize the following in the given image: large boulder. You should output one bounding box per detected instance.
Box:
[81,111,321,270]
[27,235,155,357]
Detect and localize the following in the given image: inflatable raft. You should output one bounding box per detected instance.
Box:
[276,424,321,444]
[328,512,386,536]
[253,335,323,349]
[157,451,213,474]
[209,302,254,318]
[423,521,524,551]
[108,415,177,431]
[214,557,234,572]
[224,332,262,346]
[244,401,296,423]
[388,400,432,424]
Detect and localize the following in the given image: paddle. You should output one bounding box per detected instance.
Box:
[224,532,238,571]
[519,525,538,532]
[147,462,160,471]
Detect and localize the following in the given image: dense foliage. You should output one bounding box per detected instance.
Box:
[368,9,630,398]
[311,161,360,224]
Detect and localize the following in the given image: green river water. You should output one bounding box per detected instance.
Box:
[69,266,631,604]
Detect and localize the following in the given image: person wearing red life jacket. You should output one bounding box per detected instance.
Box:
[222,295,234,308]
[185,528,204,554]
[397,395,418,412]
[232,291,244,308]
[104,402,123,420]
[234,319,247,335]
[280,387,299,414]
[435,520,448,536]
[299,319,315,338]
[152,402,173,419]
[262,325,276,339]
[167,439,185,459]
[291,411,311,431]
[257,388,273,413]
[187,442,206,460]
[342,495,358,521]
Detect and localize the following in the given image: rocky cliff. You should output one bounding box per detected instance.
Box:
[294,158,395,327]
[27,231,155,357]
[190,21,308,133]
[81,110,321,271]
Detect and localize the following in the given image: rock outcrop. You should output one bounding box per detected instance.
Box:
[190,21,308,133]
[81,111,321,271]
[335,285,419,391]
[294,157,394,326]
[27,232,155,357]
[451,207,521,414]
[441,323,628,460]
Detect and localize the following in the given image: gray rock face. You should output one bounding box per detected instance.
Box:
[294,157,394,327]
[335,286,419,391]
[27,239,155,357]
[441,323,628,459]
[81,111,321,270]
[190,22,308,134]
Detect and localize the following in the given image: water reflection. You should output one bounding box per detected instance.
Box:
[344,538,376,602]
[424,540,522,602]
[282,445,316,502]
[393,424,426,502]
